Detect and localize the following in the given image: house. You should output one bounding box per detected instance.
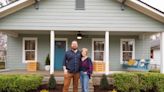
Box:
[0,0,164,74]
[150,34,160,69]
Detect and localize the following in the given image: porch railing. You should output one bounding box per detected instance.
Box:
[0,0,19,8]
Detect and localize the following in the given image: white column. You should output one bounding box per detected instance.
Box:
[50,30,55,74]
[160,32,164,74]
[105,31,109,75]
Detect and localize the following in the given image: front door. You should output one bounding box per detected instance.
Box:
[54,40,66,70]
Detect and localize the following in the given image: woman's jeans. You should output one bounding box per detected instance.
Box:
[80,71,89,92]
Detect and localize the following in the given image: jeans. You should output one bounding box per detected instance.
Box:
[63,72,80,92]
[80,71,90,92]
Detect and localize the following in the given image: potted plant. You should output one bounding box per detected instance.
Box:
[45,54,50,71]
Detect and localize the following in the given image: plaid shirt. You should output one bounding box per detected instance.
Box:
[63,50,81,73]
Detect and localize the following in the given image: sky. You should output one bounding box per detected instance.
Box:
[140,0,164,12]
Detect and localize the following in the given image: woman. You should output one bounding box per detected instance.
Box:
[80,48,93,92]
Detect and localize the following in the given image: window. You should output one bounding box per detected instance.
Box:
[120,39,135,64]
[76,0,85,10]
[92,39,104,61]
[23,38,37,63]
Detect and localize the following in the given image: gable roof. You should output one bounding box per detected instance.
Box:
[118,0,164,23]
[0,0,35,18]
[0,0,163,32]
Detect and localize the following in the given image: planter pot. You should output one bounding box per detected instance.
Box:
[0,62,5,69]
[45,65,50,71]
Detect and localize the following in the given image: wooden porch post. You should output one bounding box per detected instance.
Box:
[105,31,109,75]
[160,32,164,74]
[50,30,55,74]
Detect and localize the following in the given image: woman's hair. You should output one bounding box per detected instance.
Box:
[81,48,88,55]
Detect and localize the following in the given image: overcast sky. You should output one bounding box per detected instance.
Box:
[140,0,164,12]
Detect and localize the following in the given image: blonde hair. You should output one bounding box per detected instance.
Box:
[81,48,88,55]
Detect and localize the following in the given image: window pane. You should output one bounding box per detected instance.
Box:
[94,52,104,61]
[94,41,104,51]
[122,41,133,51]
[123,52,132,61]
[25,40,35,50]
[25,51,35,60]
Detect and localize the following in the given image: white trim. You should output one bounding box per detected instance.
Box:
[55,38,68,51]
[22,37,38,63]
[120,39,135,64]
[160,32,164,74]
[92,38,105,62]
[50,31,55,74]
[105,31,109,75]
[0,0,28,12]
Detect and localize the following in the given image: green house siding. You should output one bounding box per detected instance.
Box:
[0,0,163,31]
[6,33,151,71]
[6,34,50,70]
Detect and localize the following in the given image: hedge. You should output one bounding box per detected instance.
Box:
[112,73,164,92]
[0,74,43,92]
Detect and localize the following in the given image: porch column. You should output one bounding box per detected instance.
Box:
[160,32,164,74]
[105,31,109,75]
[50,30,55,74]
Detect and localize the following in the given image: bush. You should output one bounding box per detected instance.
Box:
[100,74,109,90]
[45,54,50,65]
[0,74,43,92]
[113,73,140,92]
[112,72,164,92]
[48,74,56,89]
[149,69,160,73]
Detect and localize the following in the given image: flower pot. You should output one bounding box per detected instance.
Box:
[45,65,50,71]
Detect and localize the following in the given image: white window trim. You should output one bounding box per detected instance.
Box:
[92,38,105,62]
[55,38,68,51]
[22,37,38,63]
[120,39,135,64]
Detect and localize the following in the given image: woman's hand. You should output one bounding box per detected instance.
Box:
[83,72,87,74]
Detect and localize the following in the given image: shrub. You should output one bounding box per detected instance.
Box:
[149,69,160,73]
[112,72,164,92]
[113,73,140,92]
[48,74,56,89]
[155,73,164,92]
[100,74,109,90]
[45,54,50,65]
[0,74,43,92]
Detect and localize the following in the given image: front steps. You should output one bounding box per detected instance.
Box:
[43,76,94,92]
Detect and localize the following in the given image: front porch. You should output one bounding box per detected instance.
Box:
[2,30,164,74]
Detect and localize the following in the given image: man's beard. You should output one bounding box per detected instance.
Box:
[72,48,77,50]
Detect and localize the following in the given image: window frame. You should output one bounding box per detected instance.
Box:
[92,38,105,62]
[120,39,135,64]
[22,37,37,63]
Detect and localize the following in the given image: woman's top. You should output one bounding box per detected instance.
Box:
[80,57,93,79]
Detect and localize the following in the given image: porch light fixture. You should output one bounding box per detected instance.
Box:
[35,0,40,10]
[77,31,82,40]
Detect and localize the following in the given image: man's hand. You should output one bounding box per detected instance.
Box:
[64,69,68,74]
[63,66,68,74]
